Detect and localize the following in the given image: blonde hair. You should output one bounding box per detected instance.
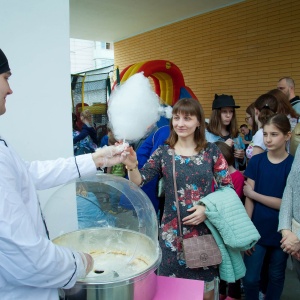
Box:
[80,109,92,122]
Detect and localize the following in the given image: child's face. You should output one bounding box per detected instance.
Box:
[263,124,290,152]
[220,107,234,126]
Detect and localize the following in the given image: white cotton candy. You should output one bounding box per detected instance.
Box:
[107,72,161,142]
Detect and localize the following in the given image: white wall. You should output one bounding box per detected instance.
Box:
[0,0,72,207]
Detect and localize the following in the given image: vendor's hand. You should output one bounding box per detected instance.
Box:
[182,205,206,226]
[243,181,254,198]
[79,252,94,276]
[244,246,255,256]
[92,144,129,168]
[225,138,234,148]
[96,144,129,158]
[234,149,245,160]
[280,230,300,255]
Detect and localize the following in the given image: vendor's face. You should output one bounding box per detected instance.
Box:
[0,71,13,115]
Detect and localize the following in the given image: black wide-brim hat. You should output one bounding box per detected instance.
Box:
[212,94,240,109]
[0,49,10,74]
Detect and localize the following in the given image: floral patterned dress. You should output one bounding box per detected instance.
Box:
[140,143,232,282]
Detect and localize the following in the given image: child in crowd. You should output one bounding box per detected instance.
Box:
[243,114,294,300]
[206,94,246,170]
[245,94,278,160]
[215,141,244,200]
[216,141,244,300]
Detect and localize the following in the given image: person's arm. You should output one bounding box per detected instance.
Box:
[243,179,281,209]
[27,145,128,189]
[278,182,293,232]
[0,188,92,288]
[0,149,90,288]
[245,196,254,218]
[244,178,255,218]
[243,177,256,255]
[278,171,300,255]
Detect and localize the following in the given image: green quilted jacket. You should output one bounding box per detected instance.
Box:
[199,187,260,282]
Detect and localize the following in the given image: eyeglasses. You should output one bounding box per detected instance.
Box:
[245,116,251,121]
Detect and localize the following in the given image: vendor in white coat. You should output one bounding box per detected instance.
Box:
[0,49,127,300]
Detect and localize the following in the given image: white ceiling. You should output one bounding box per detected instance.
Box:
[70,0,245,42]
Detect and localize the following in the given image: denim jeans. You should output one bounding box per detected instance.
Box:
[243,244,288,300]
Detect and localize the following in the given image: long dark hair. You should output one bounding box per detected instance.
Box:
[246,103,258,135]
[207,108,239,138]
[267,89,299,118]
[166,98,207,151]
[215,141,235,166]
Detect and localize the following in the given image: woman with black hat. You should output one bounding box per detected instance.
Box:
[206,94,246,170]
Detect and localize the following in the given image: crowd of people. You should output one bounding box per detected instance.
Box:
[1,47,300,300]
[122,84,300,300]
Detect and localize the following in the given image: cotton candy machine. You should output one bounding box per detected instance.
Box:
[43,173,161,300]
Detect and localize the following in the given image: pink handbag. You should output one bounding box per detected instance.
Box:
[172,151,222,269]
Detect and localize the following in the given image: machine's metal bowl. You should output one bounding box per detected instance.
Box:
[53,227,162,300]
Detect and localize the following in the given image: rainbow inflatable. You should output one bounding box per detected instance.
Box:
[113,60,197,106]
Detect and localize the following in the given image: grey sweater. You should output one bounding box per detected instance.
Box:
[278,145,300,239]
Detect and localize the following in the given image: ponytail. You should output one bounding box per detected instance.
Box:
[255,94,278,127]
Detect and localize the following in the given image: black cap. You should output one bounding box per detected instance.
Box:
[212,94,240,110]
[0,49,10,74]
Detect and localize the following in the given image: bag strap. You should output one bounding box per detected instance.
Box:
[172,150,183,238]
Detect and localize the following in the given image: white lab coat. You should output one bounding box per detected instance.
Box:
[0,139,97,300]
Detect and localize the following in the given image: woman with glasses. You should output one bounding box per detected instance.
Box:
[245,94,278,160]
[245,103,258,135]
